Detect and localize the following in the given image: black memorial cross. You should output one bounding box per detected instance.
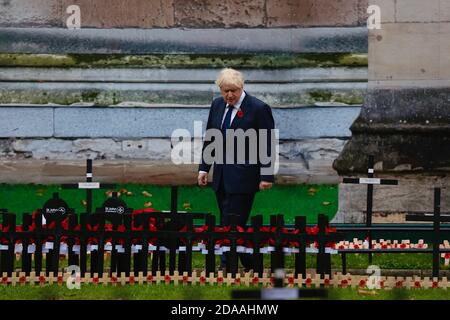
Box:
[94,192,133,277]
[37,193,75,275]
[61,159,116,214]
[342,155,398,263]
[406,188,448,278]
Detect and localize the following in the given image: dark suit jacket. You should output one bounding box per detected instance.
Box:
[199,92,275,194]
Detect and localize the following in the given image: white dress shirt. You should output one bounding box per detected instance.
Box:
[220,91,246,128]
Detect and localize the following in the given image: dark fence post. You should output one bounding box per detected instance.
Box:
[34,213,43,275]
[185,215,195,276]
[271,215,285,273]
[366,155,374,264]
[122,214,132,277]
[49,214,65,275]
[87,214,98,276]
[109,215,121,276]
[269,215,277,272]
[316,214,331,278]
[433,188,441,279]
[168,218,178,276]
[151,216,166,274]
[94,214,106,277]
[294,216,306,277]
[21,213,33,275]
[228,214,239,277]
[1,213,16,277]
[251,215,264,275]
[79,214,88,277]
[171,186,178,214]
[140,213,151,276]
[68,214,79,267]
[205,214,216,275]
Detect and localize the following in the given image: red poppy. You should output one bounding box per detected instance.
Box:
[237,110,244,118]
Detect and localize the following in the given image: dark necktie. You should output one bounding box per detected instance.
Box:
[221,105,234,133]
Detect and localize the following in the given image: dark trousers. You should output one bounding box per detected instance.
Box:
[215,178,255,270]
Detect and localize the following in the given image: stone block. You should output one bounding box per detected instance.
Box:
[396,0,440,22]
[173,0,264,28]
[0,0,61,27]
[54,107,208,138]
[266,0,362,27]
[441,0,450,22]
[275,107,360,139]
[369,23,440,81]
[61,0,174,28]
[0,108,53,137]
[439,23,450,80]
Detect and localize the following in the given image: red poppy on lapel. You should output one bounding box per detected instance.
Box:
[237,109,244,118]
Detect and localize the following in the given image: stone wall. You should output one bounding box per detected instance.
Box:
[0,0,368,28]
[0,0,369,185]
[0,138,346,184]
[333,0,450,222]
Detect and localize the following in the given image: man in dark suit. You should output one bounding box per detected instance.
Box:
[198,68,275,272]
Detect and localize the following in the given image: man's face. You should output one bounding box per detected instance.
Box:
[220,84,243,106]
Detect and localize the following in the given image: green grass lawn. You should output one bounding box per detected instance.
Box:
[8,251,450,273]
[0,283,449,300]
[0,183,338,224]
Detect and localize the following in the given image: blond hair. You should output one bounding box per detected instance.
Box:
[215,68,244,88]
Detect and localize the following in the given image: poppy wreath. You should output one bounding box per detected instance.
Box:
[177,224,209,247]
[1,214,342,254]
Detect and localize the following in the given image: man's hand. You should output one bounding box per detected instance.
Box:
[198,172,208,186]
[259,181,273,190]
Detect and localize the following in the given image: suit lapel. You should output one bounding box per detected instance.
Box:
[216,100,227,128]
